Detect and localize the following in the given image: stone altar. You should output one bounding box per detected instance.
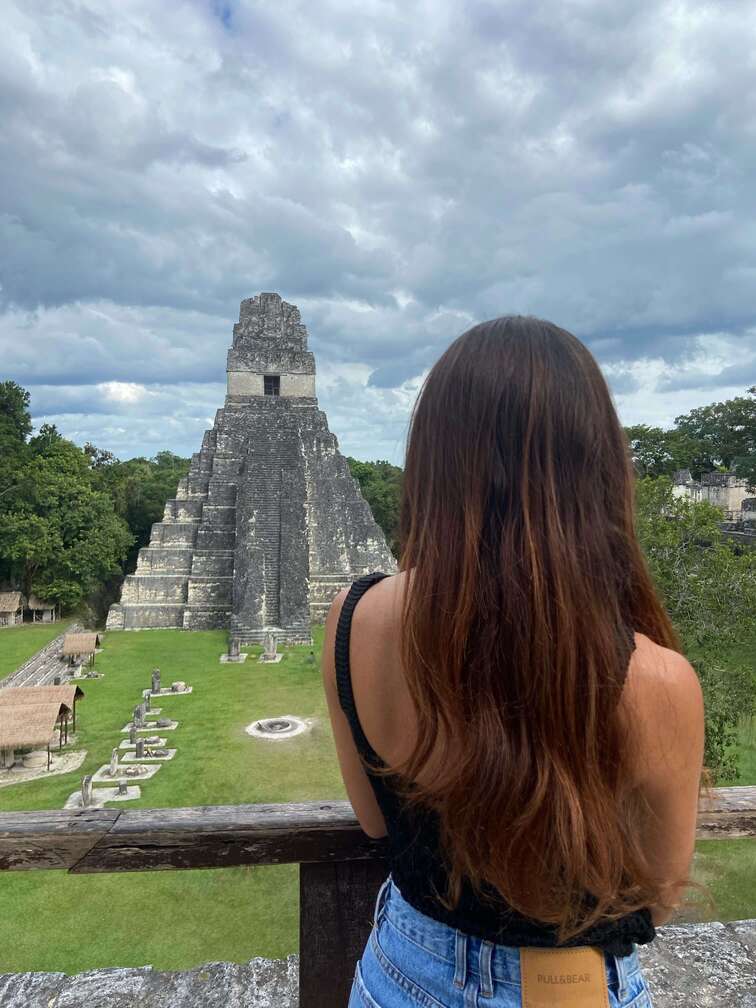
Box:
[106,293,396,643]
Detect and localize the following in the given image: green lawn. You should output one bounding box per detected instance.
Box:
[0,626,753,974]
[686,839,756,924]
[0,627,343,812]
[0,622,67,680]
[0,627,344,974]
[721,717,756,787]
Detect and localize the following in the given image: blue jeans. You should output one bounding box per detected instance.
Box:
[349,876,655,1007]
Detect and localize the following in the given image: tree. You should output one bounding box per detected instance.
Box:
[0,380,32,443]
[347,458,403,557]
[83,442,118,469]
[674,387,756,485]
[91,449,191,571]
[0,382,32,508]
[635,477,756,780]
[0,423,133,612]
[624,425,672,477]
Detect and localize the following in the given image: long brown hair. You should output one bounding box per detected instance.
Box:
[396,315,680,941]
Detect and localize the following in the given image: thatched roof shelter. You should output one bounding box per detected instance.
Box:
[0,592,24,613]
[0,702,70,750]
[62,632,101,657]
[26,594,55,611]
[0,684,84,708]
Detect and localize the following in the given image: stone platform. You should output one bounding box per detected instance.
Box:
[91,764,161,783]
[121,720,178,733]
[0,922,753,1007]
[63,786,141,809]
[0,750,86,788]
[121,749,176,762]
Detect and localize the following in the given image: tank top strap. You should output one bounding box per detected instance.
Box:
[334,571,391,765]
[620,621,637,688]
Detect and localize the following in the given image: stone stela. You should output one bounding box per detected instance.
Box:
[220,635,248,663]
[106,292,396,644]
[80,774,93,808]
[258,627,283,663]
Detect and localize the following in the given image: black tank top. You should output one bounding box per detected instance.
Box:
[335,571,656,958]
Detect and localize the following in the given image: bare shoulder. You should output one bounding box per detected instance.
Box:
[622,633,704,784]
[322,573,406,677]
[626,633,702,704]
[350,571,406,632]
[325,572,405,626]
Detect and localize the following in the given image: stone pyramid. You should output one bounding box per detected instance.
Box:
[107,293,397,643]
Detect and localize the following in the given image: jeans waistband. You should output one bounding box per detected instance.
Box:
[374,875,642,994]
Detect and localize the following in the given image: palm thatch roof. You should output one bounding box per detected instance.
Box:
[62,632,101,656]
[0,592,24,613]
[0,685,84,709]
[26,594,55,611]
[0,702,69,749]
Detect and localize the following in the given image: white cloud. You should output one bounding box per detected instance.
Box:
[0,0,754,463]
[98,381,147,404]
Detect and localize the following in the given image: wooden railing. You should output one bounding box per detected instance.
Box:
[1,787,754,1007]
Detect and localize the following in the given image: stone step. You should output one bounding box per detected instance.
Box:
[232,627,312,645]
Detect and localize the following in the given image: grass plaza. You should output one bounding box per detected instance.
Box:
[0,623,753,975]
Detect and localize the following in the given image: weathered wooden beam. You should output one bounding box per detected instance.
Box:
[300,858,388,1008]
[696,785,756,839]
[0,809,120,871]
[69,801,387,874]
[0,788,753,875]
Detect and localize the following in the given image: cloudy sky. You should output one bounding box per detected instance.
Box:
[2,0,755,465]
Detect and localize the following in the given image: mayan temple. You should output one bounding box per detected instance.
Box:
[106,293,397,643]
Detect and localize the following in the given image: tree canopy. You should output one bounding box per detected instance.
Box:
[0,408,133,612]
[635,477,756,780]
[86,447,191,572]
[624,386,756,487]
[347,457,403,557]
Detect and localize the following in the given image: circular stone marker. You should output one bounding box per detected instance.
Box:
[245,716,309,741]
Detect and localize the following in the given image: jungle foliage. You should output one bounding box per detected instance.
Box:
[624,386,756,485]
[0,381,189,619]
[635,477,756,780]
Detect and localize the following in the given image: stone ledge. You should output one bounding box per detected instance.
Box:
[0,956,299,1008]
[0,922,752,1007]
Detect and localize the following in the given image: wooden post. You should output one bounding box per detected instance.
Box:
[299,858,388,1008]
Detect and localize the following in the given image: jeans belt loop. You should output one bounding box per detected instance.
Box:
[613,951,629,1001]
[372,875,391,928]
[453,930,467,989]
[479,940,494,998]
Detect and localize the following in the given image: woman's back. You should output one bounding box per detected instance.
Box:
[322,314,704,1005]
[344,568,697,802]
